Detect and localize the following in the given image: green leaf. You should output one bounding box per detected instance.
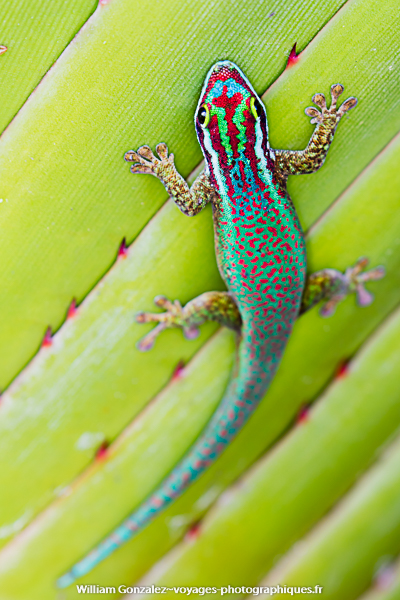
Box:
[266,0,400,230]
[1,0,400,597]
[259,425,400,600]
[0,0,97,133]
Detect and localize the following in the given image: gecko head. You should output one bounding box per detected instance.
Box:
[194,61,269,177]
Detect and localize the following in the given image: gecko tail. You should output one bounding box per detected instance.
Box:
[57,517,141,587]
[57,334,279,588]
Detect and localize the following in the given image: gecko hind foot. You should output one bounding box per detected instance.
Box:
[305,83,357,125]
[135,295,199,352]
[321,257,385,317]
[124,143,174,177]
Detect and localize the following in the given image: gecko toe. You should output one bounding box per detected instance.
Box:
[330,83,344,99]
[355,284,374,307]
[338,97,358,117]
[130,164,154,174]
[137,145,156,162]
[320,298,340,318]
[184,325,200,340]
[358,266,386,282]
[154,295,178,311]
[156,143,169,160]
[312,93,327,110]
[124,150,139,162]
[305,106,323,124]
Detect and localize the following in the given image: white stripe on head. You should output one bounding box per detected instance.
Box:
[202,128,226,194]
[254,117,273,185]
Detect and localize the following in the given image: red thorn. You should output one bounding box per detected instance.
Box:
[335,359,350,379]
[185,522,201,541]
[0,46,7,56]
[286,43,300,68]
[296,403,310,424]
[118,237,128,259]
[172,360,185,381]
[67,298,77,319]
[96,441,109,460]
[42,327,53,348]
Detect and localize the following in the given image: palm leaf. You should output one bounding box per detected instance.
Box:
[0,0,399,598]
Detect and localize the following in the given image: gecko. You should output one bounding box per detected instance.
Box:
[58,61,384,587]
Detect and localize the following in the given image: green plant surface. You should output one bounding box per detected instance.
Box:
[0,0,97,134]
[1,0,400,596]
[0,200,223,547]
[267,0,400,229]
[257,429,400,600]
[1,0,399,389]
[0,332,235,599]
[0,128,399,598]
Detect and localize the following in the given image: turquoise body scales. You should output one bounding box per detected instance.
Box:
[58,62,384,587]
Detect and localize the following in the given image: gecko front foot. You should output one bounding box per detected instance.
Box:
[136,295,200,352]
[320,257,385,317]
[124,143,174,178]
[305,83,357,127]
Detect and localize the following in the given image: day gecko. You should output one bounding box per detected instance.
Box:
[58,61,384,587]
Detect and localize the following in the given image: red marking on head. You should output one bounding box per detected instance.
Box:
[42,327,52,348]
[199,62,253,106]
[67,298,77,319]
[0,46,7,55]
[118,237,128,259]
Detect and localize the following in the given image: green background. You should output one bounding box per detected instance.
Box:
[0,0,399,599]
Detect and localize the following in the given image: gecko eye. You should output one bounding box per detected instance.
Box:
[197,104,210,128]
[250,97,264,120]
